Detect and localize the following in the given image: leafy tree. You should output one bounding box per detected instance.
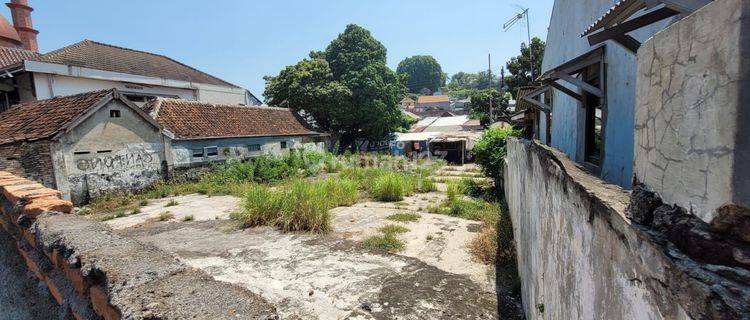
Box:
[264,24,407,152]
[467,89,508,127]
[397,55,446,94]
[504,37,545,97]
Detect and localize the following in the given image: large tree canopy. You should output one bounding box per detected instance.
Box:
[264,24,407,152]
[396,55,445,94]
[505,37,545,97]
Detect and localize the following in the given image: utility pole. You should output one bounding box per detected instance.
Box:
[488,53,493,124]
[503,7,535,81]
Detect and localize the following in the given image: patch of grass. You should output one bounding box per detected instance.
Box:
[182,214,194,222]
[386,213,420,222]
[99,215,115,221]
[363,233,405,252]
[371,172,414,202]
[426,234,434,241]
[165,199,179,207]
[415,177,436,193]
[138,199,149,207]
[233,178,359,233]
[379,224,409,235]
[158,211,175,221]
[130,208,141,215]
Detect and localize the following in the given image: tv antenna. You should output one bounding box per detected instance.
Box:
[503,7,535,80]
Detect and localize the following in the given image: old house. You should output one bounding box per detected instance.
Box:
[144,98,327,169]
[0,89,167,204]
[520,0,705,188]
[415,95,450,111]
[0,1,261,113]
[505,0,750,319]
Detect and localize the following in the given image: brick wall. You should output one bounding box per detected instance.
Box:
[0,140,56,189]
[0,171,277,320]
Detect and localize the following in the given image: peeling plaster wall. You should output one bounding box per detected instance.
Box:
[171,136,325,167]
[634,0,750,223]
[53,100,167,204]
[541,0,676,188]
[504,139,709,319]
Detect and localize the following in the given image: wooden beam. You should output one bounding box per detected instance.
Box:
[613,34,642,54]
[549,81,582,101]
[522,96,551,113]
[587,7,679,46]
[557,73,604,98]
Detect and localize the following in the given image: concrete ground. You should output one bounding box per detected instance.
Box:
[0,230,64,319]
[106,164,523,319]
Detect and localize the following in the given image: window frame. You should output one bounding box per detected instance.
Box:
[204,146,219,157]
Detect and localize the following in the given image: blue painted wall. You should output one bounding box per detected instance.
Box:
[539,0,676,189]
[170,135,325,167]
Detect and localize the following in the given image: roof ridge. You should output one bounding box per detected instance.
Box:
[156,98,290,111]
[40,39,240,88]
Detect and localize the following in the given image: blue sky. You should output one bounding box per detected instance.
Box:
[19,1,553,98]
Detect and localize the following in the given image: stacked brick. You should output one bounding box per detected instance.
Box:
[0,171,106,319]
[0,171,278,319]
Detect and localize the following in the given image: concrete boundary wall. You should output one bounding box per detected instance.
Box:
[0,171,277,319]
[504,139,749,319]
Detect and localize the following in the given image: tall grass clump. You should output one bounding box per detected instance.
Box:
[233,178,360,233]
[371,172,414,202]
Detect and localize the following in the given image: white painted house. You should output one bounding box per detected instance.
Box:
[0,1,261,112]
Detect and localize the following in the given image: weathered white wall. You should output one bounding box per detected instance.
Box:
[541,0,676,188]
[33,74,197,101]
[51,100,167,204]
[504,138,698,320]
[634,0,750,223]
[171,136,324,167]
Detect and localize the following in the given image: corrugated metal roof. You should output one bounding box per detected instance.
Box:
[429,115,469,127]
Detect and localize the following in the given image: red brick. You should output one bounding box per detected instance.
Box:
[21,229,35,248]
[24,197,73,217]
[90,286,121,320]
[44,276,64,305]
[16,245,44,281]
[63,266,88,296]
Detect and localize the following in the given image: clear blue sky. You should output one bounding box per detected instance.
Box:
[19,1,553,99]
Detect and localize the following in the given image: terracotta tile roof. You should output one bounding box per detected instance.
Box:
[37,40,238,88]
[417,95,450,104]
[0,46,39,69]
[146,99,321,140]
[0,89,113,145]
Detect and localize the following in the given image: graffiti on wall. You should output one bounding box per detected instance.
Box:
[75,152,156,173]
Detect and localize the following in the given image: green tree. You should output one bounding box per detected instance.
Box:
[471,126,520,190]
[504,37,545,97]
[264,24,407,152]
[467,89,509,127]
[397,55,446,94]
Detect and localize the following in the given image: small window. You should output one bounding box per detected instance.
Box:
[97,150,112,154]
[205,146,219,157]
[280,141,288,149]
[110,110,121,118]
[192,149,204,158]
[248,144,261,151]
[73,151,90,155]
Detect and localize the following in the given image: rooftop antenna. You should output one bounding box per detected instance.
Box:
[503,7,535,80]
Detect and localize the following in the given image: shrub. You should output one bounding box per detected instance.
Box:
[165,199,179,207]
[386,213,420,222]
[371,172,414,202]
[472,126,520,189]
[139,199,149,207]
[130,208,141,215]
[158,212,175,221]
[182,215,195,222]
